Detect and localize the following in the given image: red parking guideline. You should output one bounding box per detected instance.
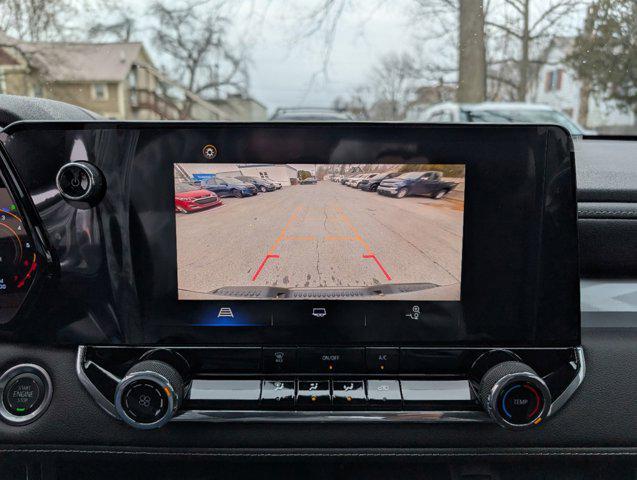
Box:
[252,254,280,281]
[362,253,391,281]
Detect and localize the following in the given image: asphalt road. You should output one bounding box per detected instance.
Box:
[176,181,464,300]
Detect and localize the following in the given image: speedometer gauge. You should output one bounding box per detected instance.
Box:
[0,204,37,292]
[0,182,40,325]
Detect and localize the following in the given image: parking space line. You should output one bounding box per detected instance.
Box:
[325,236,355,241]
[283,236,316,241]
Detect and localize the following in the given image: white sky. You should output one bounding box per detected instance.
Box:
[77,0,588,115]
[106,0,418,114]
[239,1,415,112]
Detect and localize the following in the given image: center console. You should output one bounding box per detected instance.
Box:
[78,345,582,430]
[0,122,582,432]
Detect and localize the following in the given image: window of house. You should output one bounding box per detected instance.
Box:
[92,83,108,101]
[545,70,563,92]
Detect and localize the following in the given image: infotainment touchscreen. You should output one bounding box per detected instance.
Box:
[174,163,465,302]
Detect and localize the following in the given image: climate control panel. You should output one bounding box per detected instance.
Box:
[77,346,584,431]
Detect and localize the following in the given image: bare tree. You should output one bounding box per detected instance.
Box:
[88,12,137,42]
[0,0,111,41]
[335,52,423,120]
[332,86,371,119]
[369,52,421,120]
[0,0,75,41]
[295,0,586,106]
[485,0,585,101]
[150,0,250,118]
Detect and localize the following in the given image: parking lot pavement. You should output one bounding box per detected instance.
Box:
[176,181,464,299]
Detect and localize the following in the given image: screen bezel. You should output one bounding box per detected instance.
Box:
[2,122,580,347]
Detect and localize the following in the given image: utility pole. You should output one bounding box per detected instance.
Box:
[457,0,486,103]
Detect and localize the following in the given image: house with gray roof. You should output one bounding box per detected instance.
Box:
[0,33,262,121]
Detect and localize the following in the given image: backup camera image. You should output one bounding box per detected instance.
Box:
[175,163,465,301]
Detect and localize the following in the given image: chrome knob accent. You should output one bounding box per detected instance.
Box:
[114,360,183,429]
[56,161,105,205]
[479,361,551,430]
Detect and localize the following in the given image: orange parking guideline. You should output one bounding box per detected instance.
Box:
[325,236,355,241]
[251,202,392,282]
[338,213,372,254]
[283,236,316,241]
[252,205,303,281]
[338,208,391,281]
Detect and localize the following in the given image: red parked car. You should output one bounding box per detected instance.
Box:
[174,183,222,213]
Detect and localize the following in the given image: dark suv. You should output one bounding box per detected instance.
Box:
[234,175,276,192]
[201,177,258,198]
[377,171,458,199]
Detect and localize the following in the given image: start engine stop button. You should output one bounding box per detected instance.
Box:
[3,373,45,415]
[0,364,52,425]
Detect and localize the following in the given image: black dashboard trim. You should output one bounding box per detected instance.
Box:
[1,446,636,458]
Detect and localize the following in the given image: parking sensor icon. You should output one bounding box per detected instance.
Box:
[312,307,327,318]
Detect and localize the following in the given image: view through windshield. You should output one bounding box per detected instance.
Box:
[0,0,635,135]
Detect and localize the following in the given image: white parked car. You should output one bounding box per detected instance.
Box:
[407,102,596,137]
[347,173,376,188]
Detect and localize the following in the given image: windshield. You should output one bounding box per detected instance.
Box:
[398,172,423,180]
[175,183,198,193]
[220,178,244,186]
[464,108,585,134]
[0,1,633,135]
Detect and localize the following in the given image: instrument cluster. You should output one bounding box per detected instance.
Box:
[0,186,39,323]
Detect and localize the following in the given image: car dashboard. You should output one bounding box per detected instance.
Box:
[0,99,635,480]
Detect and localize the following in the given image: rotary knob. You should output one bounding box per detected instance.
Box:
[478,361,551,430]
[114,360,184,429]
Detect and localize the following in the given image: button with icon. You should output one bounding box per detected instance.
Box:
[296,380,330,409]
[366,380,402,409]
[263,347,297,373]
[405,305,422,320]
[261,380,295,409]
[332,380,366,409]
